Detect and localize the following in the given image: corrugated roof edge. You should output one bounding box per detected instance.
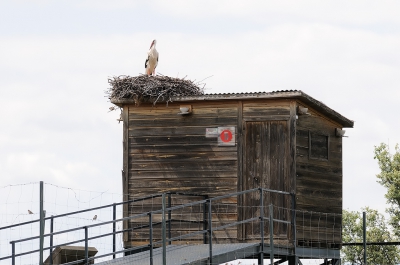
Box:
[111,90,354,128]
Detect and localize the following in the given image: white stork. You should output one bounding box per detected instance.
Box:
[145,39,159,76]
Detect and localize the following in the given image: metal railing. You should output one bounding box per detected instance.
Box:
[0,191,207,265]
[0,188,293,265]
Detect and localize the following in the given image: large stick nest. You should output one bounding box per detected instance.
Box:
[107,75,205,105]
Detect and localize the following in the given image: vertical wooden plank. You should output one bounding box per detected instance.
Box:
[262,121,271,236]
[237,101,244,240]
[244,121,253,239]
[122,106,130,245]
[279,120,289,236]
[269,121,279,198]
[269,121,278,236]
[289,101,297,195]
[244,122,256,238]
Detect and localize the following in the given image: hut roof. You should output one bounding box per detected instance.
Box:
[108,76,353,128]
[112,90,353,128]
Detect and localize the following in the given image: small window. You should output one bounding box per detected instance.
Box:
[309,131,329,160]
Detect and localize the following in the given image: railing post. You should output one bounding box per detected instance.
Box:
[203,199,207,244]
[208,199,213,265]
[10,241,15,265]
[363,211,367,265]
[50,216,54,265]
[84,226,89,265]
[168,193,172,245]
[149,212,154,265]
[291,193,297,254]
[269,204,274,265]
[113,203,116,259]
[259,188,264,265]
[39,181,44,265]
[162,193,167,265]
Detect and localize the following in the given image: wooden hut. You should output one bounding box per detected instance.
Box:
[111,90,353,252]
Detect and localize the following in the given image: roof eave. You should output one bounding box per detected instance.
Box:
[111,90,354,128]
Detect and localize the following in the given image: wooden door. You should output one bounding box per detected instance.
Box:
[243,120,290,239]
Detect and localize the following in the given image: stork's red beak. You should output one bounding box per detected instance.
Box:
[150,41,154,49]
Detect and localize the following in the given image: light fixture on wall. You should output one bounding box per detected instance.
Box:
[178,105,192,115]
[297,106,311,116]
[335,128,347,137]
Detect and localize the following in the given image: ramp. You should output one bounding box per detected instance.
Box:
[96,243,259,265]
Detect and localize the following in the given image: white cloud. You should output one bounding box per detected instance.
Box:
[152,0,400,27]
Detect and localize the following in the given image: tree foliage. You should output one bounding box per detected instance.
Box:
[342,208,400,264]
[374,143,400,237]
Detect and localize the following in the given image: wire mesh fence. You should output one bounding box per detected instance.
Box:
[2,182,395,265]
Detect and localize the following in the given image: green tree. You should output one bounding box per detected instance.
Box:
[374,143,400,236]
[342,208,399,264]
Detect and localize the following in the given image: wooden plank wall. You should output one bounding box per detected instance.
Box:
[125,102,239,246]
[295,102,343,247]
[121,98,344,248]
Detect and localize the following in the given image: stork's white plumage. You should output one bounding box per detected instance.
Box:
[145,39,159,76]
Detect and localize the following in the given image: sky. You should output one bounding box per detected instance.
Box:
[1,0,400,263]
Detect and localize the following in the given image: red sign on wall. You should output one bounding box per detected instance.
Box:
[218,127,235,146]
[220,130,233,143]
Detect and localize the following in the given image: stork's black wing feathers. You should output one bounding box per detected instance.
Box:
[145,57,149,68]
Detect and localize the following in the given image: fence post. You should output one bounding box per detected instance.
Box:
[162,193,167,265]
[84,226,89,264]
[291,193,296,254]
[10,241,15,265]
[269,204,274,265]
[259,188,264,265]
[149,212,153,265]
[113,203,116,259]
[208,199,213,265]
[168,193,172,245]
[50,216,54,265]
[39,181,44,265]
[363,211,367,265]
[203,199,207,244]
